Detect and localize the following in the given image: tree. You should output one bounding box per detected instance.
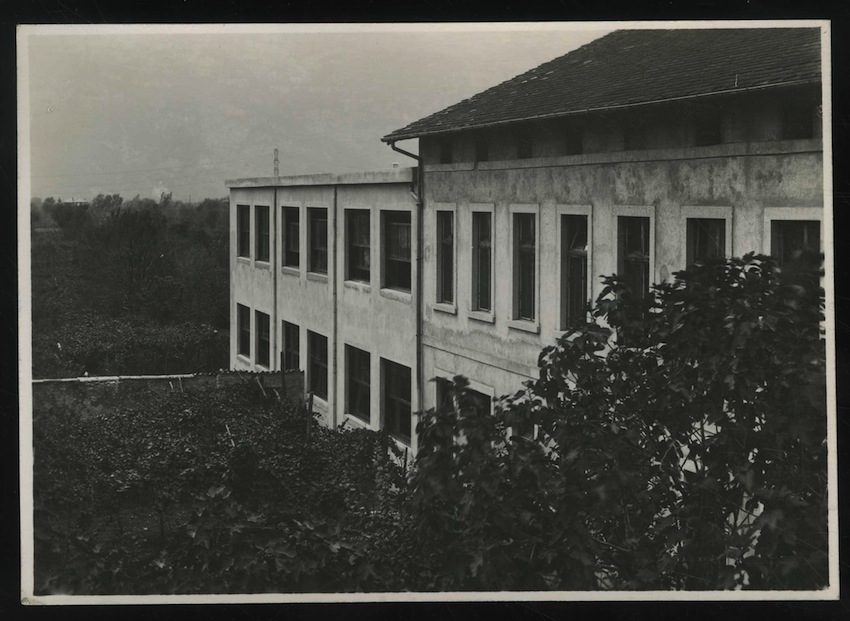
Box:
[409,252,827,591]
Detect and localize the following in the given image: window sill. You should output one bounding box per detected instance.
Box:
[380,288,412,304]
[281,265,300,277]
[236,256,251,265]
[309,394,329,413]
[508,319,540,334]
[468,310,495,324]
[431,302,457,315]
[306,271,329,283]
[255,261,270,270]
[344,279,372,293]
[236,353,251,365]
[255,364,270,371]
[344,413,372,429]
[389,432,412,449]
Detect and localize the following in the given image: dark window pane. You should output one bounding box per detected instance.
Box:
[686,218,726,266]
[255,311,270,368]
[618,216,650,299]
[561,214,588,329]
[237,303,251,357]
[237,205,250,257]
[282,321,299,370]
[255,205,270,262]
[308,330,328,400]
[347,210,370,282]
[437,211,454,303]
[771,220,821,266]
[514,213,536,320]
[346,345,371,423]
[309,208,328,274]
[384,211,411,291]
[282,207,300,268]
[383,359,411,443]
[472,212,492,312]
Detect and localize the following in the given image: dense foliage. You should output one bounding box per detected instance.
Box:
[31,193,229,377]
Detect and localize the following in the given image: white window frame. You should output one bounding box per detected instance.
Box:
[556,204,594,333]
[306,205,330,281]
[469,203,496,323]
[433,202,457,314]
[611,204,656,296]
[380,208,414,298]
[762,206,824,256]
[343,206,372,286]
[509,203,541,333]
[680,205,733,269]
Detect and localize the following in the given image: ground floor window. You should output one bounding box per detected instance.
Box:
[282,321,299,370]
[255,310,270,368]
[771,219,821,266]
[308,330,328,400]
[346,345,371,423]
[617,216,651,299]
[237,303,250,358]
[382,359,411,443]
[686,218,726,266]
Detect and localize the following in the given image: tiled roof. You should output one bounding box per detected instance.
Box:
[382,28,821,142]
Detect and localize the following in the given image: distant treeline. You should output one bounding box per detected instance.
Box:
[31,192,230,378]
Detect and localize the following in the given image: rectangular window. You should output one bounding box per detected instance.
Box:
[383,211,411,291]
[255,310,270,368]
[686,218,726,266]
[282,320,299,370]
[308,330,328,400]
[771,220,821,266]
[517,134,533,159]
[436,211,454,304]
[513,212,536,321]
[472,211,492,312]
[561,214,588,329]
[346,210,371,282]
[618,216,651,299]
[237,205,250,258]
[439,140,453,165]
[346,345,371,423]
[475,138,489,163]
[255,205,270,262]
[383,359,411,443]
[237,303,250,358]
[308,208,328,274]
[282,207,300,268]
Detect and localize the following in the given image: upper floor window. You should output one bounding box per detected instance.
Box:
[436,210,454,304]
[346,210,370,283]
[237,205,250,258]
[383,211,411,291]
[439,140,453,165]
[346,345,371,423]
[255,205,270,262]
[472,211,492,312]
[383,358,411,444]
[308,330,328,400]
[561,214,589,329]
[282,320,300,370]
[686,218,726,266]
[308,207,328,274]
[237,303,251,358]
[513,212,536,321]
[771,220,821,266]
[255,310,270,368]
[517,134,533,159]
[617,216,651,299]
[282,206,300,268]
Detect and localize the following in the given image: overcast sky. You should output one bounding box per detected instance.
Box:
[23,24,613,202]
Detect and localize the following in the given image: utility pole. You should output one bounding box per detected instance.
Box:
[274,148,279,176]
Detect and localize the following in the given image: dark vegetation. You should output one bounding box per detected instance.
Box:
[31,193,229,377]
[33,253,828,593]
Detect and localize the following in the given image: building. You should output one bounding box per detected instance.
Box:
[228,27,825,453]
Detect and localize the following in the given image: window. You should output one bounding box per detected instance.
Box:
[255,205,270,262]
[237,303,250,358]
[346,210,370,282]
[439,140,453,165]
[782,97,816,140]
[517,134,533,159]
[237,205,250,258]
[282,207,300,268]
[255,310,270,368]
[436,211,454,304]
[475,138,489,163]
[308,208,328,274]
[308,330,328,400]
[472,211,492,312]
[771,220,821,266]
[694,109,722,147]
[383,211,411,291]
[382,359,411,443]
[561,214,588,329]
[346,345,371,423]
[617,216,651,299]
[513,212,536,321]
[686,218,726,266]
[436,380,491,417]
[282,320,299,370]
[563,128,583,155]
